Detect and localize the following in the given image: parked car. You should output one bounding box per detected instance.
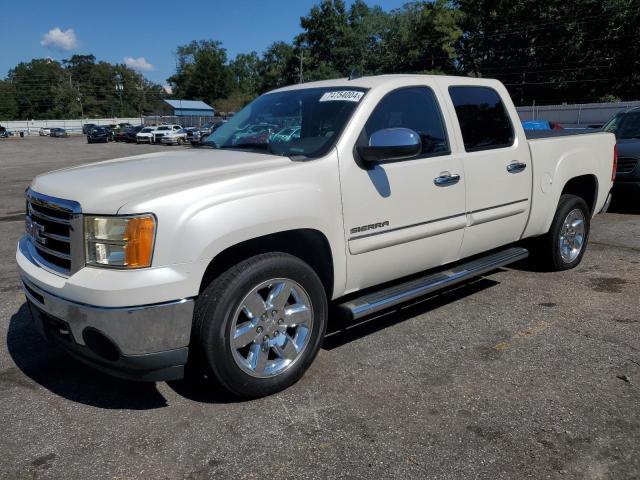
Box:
[82,123,97,134]
[183,127,201,143]
[39,127,51,136]
[87,126,110,143]
[198,121,226,144]
[199,121,225,136]
[120,125,143,143]
[107,125,121,141]
[161,128,190,145]
[17,75,615,398]
[522,120,564,131]
[115,125,141,142]
[136,126,157,144]
[603,107,640,195]
[0,126,14,138]
[49,128,68,138]
[231,123,277,145]
[153,124,182,143]
[270,126,301,143]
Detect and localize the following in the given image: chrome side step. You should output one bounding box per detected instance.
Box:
[338,247,529,320]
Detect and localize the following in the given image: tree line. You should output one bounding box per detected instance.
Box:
[1,0,638,120]
[0,55,164,120]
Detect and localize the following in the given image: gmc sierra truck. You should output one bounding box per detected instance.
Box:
[17,75,616,397]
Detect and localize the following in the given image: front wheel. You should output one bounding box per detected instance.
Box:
[534,194,591,271]
[193,253,327,398]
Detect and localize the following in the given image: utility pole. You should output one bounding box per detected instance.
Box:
[299,50,304,84]
[115,74,124,119]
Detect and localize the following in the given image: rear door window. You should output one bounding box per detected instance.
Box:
[448,86,514,152]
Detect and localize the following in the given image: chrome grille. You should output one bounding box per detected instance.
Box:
[616,157,637,174]
[25,189,82,276]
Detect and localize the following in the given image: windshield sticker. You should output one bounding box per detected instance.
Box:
[319,91,364,102]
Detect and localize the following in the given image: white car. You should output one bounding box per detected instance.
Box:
[161,128,189,145]
[39,128,51,136]
[17,74,615,398]
[135,126,157,144]
[152,124,182,143]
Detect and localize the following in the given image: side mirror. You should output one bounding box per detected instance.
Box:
[356,128,422,164]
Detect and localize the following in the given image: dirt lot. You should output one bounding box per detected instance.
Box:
[1,135,639,479]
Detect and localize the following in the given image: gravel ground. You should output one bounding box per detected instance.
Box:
[1,136,639,480]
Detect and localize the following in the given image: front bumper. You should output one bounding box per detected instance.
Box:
[21,276,193,381]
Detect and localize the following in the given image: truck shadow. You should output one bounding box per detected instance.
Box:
[322,276,500,350]
[6,303,172,409]
[608,192,640,214]
[6,276,500,407]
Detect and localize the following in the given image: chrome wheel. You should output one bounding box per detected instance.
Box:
[559,208,586,263]
[230,278,313,378]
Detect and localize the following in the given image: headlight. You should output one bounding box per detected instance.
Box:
[84,214,156,268]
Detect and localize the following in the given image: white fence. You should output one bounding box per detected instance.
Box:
[0,117,143,135]
[516,101,640,128]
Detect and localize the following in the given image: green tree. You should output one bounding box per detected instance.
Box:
[0,80,18,119]
[455,0,640,104]
[8,59,65,119]
[257,42,299,92]
[230,52,261,95]
[167,40,232,106]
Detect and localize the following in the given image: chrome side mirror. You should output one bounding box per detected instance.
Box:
[356,128,422,164]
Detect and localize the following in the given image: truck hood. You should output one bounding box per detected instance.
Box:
[30,149,292,213]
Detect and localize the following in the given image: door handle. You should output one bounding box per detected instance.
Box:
[433,173,461,187]
[507,161,527,173]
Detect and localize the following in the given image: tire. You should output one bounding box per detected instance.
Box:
[178,138,184,145]
[193,253,327,398]
[534,194,591,271]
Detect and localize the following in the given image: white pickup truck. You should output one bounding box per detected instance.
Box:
[17,75,616,397]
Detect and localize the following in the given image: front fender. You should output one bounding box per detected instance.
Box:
[126,153,347,299]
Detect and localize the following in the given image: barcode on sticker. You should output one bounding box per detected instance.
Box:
[319,91,364,102]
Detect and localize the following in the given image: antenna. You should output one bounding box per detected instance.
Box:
[348,70,361,81]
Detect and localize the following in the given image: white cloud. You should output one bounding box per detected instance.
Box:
[40,28,78,51]
[162,84,173,94]
[124,57,155,72]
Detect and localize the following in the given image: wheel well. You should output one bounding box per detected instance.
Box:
[199,229,334,298]
[561,175,598,214]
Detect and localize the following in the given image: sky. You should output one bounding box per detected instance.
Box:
[0,0,408,86]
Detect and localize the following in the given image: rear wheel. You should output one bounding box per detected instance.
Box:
[533,194,590,270]
[193,253,327,398]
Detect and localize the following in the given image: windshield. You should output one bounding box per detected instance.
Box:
[141,127,153,133]
[203,87,367,158]
[157,126,170,131]
[603,111,640,139]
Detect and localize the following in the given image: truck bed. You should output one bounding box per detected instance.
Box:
[525,129,598,140]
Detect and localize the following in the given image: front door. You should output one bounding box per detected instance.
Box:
[338,84,467,293]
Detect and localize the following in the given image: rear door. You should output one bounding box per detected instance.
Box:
[438,80,532,257]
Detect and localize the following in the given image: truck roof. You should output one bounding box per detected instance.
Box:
[271,74,499,93]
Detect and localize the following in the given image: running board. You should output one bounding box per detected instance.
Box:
[338,247,529,320]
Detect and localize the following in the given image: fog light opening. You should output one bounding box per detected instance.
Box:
[82,328,120,362]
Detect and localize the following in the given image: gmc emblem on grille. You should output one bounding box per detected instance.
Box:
[26,217,47,245]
